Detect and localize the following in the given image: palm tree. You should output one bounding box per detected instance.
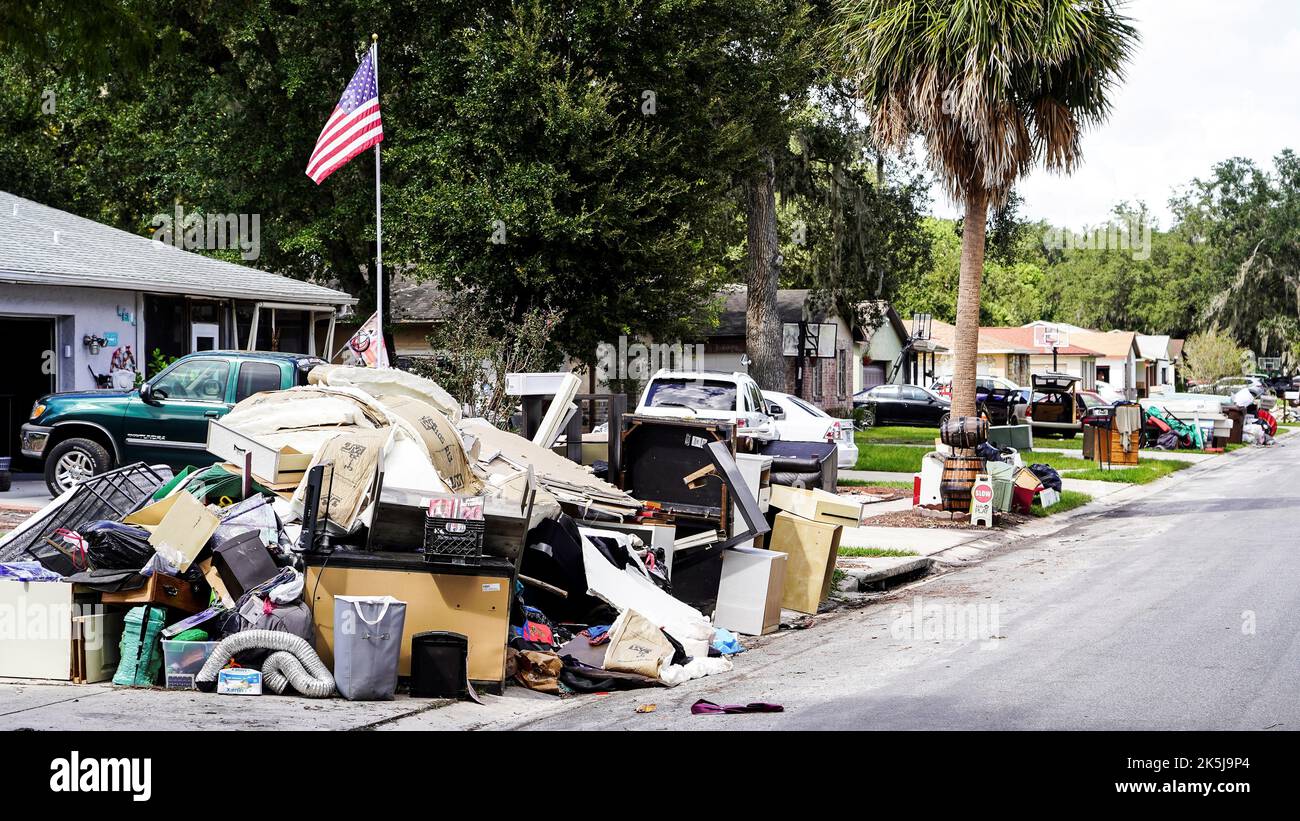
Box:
[832,0,1138,417]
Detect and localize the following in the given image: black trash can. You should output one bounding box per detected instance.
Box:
[410,631,470,699]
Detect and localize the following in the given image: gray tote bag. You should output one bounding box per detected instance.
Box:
[333,595,407,701]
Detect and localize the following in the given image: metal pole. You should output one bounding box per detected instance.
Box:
[371,33,385,367]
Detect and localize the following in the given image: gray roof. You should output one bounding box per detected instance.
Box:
[709,287,896,343]
[0,191,355,305]
[388,275,454,323]
[712,287,839,336]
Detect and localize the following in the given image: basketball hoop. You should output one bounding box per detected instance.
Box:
[1033,324,1068,350]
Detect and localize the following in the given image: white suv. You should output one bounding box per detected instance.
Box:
[635,369,779,442]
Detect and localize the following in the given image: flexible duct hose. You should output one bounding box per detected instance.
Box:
[261,650,334,698]
[195,629,336,698]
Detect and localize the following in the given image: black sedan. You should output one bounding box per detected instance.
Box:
[852,384,951,427]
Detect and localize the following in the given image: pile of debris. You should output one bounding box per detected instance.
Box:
[910,419,1064,526]
[0,366,853,701]
[1141,386,1281,450]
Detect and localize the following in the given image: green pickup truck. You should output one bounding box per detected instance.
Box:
[22,350,323,497]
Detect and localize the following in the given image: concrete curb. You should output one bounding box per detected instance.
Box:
[836,556,933,592]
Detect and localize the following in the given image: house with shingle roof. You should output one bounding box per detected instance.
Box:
[981,326,1100,389]
[699,288,920,409]
[1,190,355,455]
[904,318,1041,386]
[1050,329,1138,398]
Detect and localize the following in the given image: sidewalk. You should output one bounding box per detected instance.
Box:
[0,473,50,512]
[1031,446,1215,463]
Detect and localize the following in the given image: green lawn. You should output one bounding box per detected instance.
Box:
[1033,435,1082,450]
[854,426,940,446]
[838,546,920,558]
[1030,451,1193,483]
[1028,490,1093,517]
[1056,459,1192,484]
[853,444,929,473]
[1026,452,1094,471]
[852,444,1192,485]
[839,479,915,489]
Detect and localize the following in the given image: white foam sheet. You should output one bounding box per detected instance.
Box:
[220,394,372,435]
[308,364,462,423]
[579,529,714,660]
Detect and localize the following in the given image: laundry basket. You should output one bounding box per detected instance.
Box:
[332,596,406,701]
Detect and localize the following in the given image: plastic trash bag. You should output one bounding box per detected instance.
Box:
[83,521,155,570]
[214,495,285,555]
[1027,463,1063,493]
[711,627,745,655]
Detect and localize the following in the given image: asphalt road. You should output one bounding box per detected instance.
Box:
[510,442,1300,730]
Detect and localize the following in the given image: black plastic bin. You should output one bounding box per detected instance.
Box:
[410,631,470,699]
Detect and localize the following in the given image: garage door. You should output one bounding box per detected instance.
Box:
[862,363,887,390]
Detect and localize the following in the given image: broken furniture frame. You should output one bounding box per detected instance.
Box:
[0,462,169,563]
[521,392,627,477]
[620,416,737,528]
[692,440,772,550]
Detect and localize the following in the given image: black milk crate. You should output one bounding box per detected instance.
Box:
[423,515,485,564]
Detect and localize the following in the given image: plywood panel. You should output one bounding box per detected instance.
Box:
[306,565,509,689]
[768,512,841,615]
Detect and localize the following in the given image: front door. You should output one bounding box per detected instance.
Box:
[122,357,233,466]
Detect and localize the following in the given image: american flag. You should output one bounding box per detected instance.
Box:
[306,51,384,184]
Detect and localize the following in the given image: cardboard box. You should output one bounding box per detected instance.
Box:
[768,511,842,615]
[1013,467,1042,491]
[713,547,786,635]
[144,491,219,572]
[769,484,863,528]
[206,418,313,484]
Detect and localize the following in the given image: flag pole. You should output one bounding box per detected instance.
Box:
[371,32,385,367]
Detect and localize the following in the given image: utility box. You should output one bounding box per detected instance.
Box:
[987,423,1033,451]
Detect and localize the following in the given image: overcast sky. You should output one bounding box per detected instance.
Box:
[929,0,1300,230]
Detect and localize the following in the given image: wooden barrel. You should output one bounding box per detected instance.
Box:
[940,415,989,449]
[940,453,983,513]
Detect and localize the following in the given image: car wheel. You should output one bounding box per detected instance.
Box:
[44,437,113,496]
[938,412,951,429]
[1061,430,1077,440]
[859,407,877,428]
